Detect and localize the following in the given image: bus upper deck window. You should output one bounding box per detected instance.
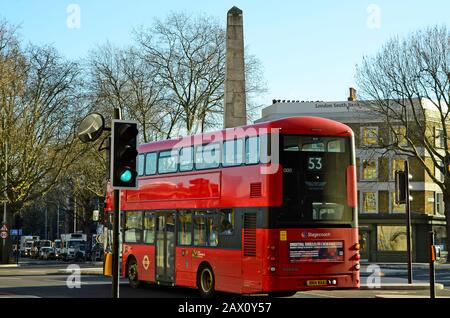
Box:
[137,154,145,176]
[245,136,259,164]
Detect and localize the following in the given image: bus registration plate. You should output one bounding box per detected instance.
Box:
[306,280,328,287]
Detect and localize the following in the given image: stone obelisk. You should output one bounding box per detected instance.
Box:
[224,6,247,128]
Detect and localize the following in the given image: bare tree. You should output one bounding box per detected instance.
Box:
[135,12,267,135]
[356,25,450,256]
[0,21,84,262]
[88,43,176,142]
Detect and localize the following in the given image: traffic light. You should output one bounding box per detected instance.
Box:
[395,170,412,204]
[111,120,139,189]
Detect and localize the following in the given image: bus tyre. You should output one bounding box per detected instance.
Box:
[268,291,297,297]
[127,257,141,289]
[197,264,215,298]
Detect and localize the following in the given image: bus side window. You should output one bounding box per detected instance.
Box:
[145,152,157,175]
[246,136,260,164]
[179,146,194,172]
[195,143,221,170]
[138,154,145,176]
[207,215,218,247]
[178,211,192,245]
[125,211,143,243]
[223,139,244,167]
[193,213,206,246]
[219,209,234,235]
[143,212,155,244]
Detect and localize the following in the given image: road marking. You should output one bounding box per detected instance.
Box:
[297,291,340,298]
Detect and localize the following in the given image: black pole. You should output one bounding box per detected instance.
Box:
[16,235,19,264]
[112,107,121,299]
[405,161,413,284]
[429,231,436,299]
[112,190,120,299]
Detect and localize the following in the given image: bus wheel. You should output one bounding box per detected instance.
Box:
[197,264,215,298]
[127,257,141,289]
[268,291,297,297]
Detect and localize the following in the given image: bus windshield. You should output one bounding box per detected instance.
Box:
[273,135,354,227]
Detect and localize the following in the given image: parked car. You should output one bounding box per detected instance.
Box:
[31,240,52,259]
[39,247,55,260]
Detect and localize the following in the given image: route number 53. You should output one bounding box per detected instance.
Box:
[307,157,323,171]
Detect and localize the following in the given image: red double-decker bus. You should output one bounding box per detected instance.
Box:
[104,116,360,297]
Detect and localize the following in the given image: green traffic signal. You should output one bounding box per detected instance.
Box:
[120,169,132,183]
[111,120,138,189]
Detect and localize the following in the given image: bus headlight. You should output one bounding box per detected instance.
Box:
[354,263,360,271]
[270,267,276,272]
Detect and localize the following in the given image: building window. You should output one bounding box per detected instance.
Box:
[361,159,377,180]
[391,158,406,180]
[361,191,378,213]
[392,126,408,147]
[143,212,155,244]
[377,225,407,251]
[391,192,405,213]
[361,127,378,146]
[434,127,445,149]
[435,160,444,183]
[125,212,143,243]
[177,211,192,246]
[436,193,445,216]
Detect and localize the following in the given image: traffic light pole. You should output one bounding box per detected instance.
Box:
[112,189,120,298]
[112,107,121,299]
[405,161,413,284]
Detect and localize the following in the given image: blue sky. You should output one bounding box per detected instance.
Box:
[1,0,449,105]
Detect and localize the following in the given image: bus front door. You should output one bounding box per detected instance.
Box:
[155,213,176,284]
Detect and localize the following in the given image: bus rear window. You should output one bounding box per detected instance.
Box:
[284,136,346,153]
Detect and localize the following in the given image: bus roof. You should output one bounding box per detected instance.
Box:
[138,116,353,153]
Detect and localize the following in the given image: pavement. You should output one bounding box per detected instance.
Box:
[1,260,450,298]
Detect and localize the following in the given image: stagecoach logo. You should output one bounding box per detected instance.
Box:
[301,232,331,239]
[192,250,205,259]
[142,255,150,270]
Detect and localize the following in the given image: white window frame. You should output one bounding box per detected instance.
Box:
[360,158,378,181]
[435,159,444,183]
[434,127,445,149]
[360,126,379,147]
[391,125,408,147]
[435,192,445,216]
[360,191,379,214]
[390,157,408,181]
[389,191,406,214]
